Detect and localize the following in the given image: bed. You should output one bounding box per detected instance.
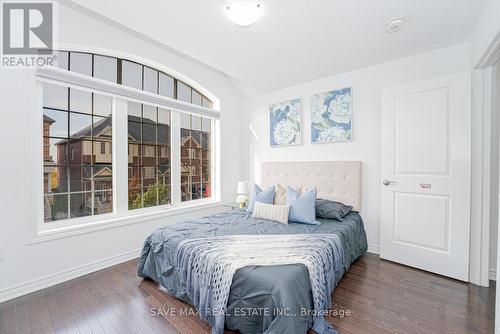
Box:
[138,161,367,334]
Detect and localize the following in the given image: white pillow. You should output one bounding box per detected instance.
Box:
[252,202,290,224]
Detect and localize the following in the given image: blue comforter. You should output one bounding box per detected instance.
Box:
[138,209,367,334]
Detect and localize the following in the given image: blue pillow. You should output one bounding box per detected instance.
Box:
[286,187,319,225]
[246,184,275,213]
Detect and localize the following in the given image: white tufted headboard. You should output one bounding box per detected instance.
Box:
[260,161,362,211]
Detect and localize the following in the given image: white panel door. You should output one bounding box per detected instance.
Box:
[380,71,471,281]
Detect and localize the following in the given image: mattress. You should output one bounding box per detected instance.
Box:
[137,209,367,334]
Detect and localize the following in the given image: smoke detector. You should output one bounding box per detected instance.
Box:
[386,17,404,33]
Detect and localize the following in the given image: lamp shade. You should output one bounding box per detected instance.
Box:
[237,181,249,194]
[224,1,264,27]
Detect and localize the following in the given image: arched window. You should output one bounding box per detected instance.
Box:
[39,50,218,227]
[52,51,213,108]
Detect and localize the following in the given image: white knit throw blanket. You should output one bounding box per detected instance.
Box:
[175,234,345,334]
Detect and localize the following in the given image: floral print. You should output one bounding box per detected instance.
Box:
[270,98,301,146]
[311,87,352,143]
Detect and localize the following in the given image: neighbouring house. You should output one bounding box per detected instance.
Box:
[47,114,210,219]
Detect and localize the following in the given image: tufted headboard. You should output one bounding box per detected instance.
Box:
[260,161,362,211]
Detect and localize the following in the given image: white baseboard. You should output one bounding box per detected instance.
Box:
[367,243,380,254]
[0,248,141,303]
[489,268,496,281]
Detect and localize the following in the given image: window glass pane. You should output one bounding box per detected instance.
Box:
[122,60,142,89]
[54,51,68,70]
[181,184,191,202]
[192,90,202,106]
[202,165,210,182]
[142,124,156,145]
[180,113,190,129]
[70,192,92,218]
[70,52,92,76]
[69,88,92,114]
[202,117,211,132]
[177,81,191,103]
[158,108,170,126]
[94,141,112,163]
[94,55,117,83]
[202,96,212,109]
[43,137,52,163]
[94,165,112,192]
[143,67,158,94]
[158,186,170,206]
[129,167,141,187]
[69,113,92,139]
[192,183,202,200]
[158,145,170,165]
[129,187,142,209]
[159,73,174,98]
[128,122,141,148]
[158,126,170,146]
[44,165,67,193]
[192,116,202,131]
[142,167,156,184]
[142,186,158,208]
[93,94,112,117]
[43,83,67,110]
[95,191,113,214]
[202,183,211,198]
[127,101,141,119]
[44,193,68,222]
[142,105,157,124]
[48,138,67,165]
[43,109,68,138]
[69,166,88,192]
[142,144,156,160]
[93,116,112,141]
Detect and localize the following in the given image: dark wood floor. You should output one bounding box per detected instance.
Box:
[0,253,495,334]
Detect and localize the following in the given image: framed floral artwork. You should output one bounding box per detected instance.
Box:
[311,87,352,143]
[269,98,302,147]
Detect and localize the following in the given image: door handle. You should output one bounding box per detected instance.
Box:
[382,179,396,186]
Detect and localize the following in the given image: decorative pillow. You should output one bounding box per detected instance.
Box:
[246,184,276,213]
[252,202,290,224]
[315,199,353,221]
[274,184,303,205]
[286,187,319,225]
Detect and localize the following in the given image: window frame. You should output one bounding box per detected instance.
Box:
[32,63,220,241]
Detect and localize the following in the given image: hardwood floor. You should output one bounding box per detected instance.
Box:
[0,253,495,334]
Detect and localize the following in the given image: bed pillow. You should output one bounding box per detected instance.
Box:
[286,187,319,225]
[274,184,302,205]
[246,184,276,213]
[315,199,353,221]
[252,202,290,224]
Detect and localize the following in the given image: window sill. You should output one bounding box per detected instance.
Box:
[29,200,223,245]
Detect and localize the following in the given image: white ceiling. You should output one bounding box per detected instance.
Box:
[66,0,486,95]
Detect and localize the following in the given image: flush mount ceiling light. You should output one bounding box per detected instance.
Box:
[386,17,404,33]
[224,1,264,27]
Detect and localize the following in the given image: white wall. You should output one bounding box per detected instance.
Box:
[243,43,471,252]
[469,0,500,67]
[0,3,244,301]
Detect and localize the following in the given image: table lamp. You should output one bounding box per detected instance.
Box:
[236,181,249,209]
